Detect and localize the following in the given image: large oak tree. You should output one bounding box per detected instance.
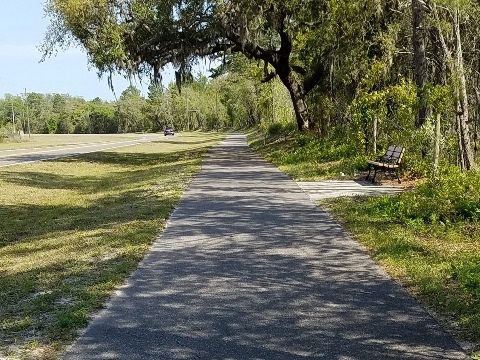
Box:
[42,0,327,131]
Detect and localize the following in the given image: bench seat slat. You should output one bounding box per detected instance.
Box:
[367,161,400,168]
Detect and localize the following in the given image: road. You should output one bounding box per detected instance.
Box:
[0,134,160,168]
[62,134,467,360]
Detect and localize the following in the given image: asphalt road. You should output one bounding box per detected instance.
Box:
[0,135,159,168]
[63,134,468,360]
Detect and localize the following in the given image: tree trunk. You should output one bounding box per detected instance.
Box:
[430,27,447,86]
[433,113,441,176]
[432,4,475,170]
[474,85,480,153]
[412,0,430,128]
[453,8,475,169]
[457,112,465,170]
[278,70,311,131]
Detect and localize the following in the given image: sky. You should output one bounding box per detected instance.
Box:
[0,1,177,101]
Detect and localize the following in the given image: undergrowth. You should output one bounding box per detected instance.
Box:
[248,128,369,180]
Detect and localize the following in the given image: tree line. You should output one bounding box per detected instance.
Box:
[0,79,229,136]
[41,0,480,174]
[0,68,293,137]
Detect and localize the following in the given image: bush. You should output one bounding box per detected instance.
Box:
[267,122,297,138]
[369,166,480,223]
[341,155,369,175]
[0,125,14,141]
[267,122,283,136]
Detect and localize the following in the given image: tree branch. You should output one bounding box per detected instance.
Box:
[261,71,276,83]
[291,65,307,75]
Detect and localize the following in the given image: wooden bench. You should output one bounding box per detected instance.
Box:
[365,146,404,183]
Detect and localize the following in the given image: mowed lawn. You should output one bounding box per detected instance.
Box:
[0,132,225,359]
[0,133,148,150]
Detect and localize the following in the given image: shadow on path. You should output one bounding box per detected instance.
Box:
[63,134,467,360]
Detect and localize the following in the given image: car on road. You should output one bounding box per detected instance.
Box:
[164,126,174,136]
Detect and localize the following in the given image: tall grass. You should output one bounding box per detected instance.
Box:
[248,129,369,180]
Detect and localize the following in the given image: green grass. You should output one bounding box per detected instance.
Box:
[0,133,152,150]
[247,129,368,181]
[0,132,225,359]
[323,196,480,348]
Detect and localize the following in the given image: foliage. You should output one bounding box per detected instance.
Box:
[369,166,480,224]
[42,0,332,130]
[115,86,149,133]
[0,93,116,135]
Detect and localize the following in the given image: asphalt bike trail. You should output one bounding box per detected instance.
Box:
[63,134,467,359]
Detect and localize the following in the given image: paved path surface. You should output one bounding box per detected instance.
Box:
[63,134,467,360]
[297,180,404,201]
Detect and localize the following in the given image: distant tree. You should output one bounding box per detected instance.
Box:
[25,93,50,133]
[89,100,116,133]
[115,86,148,132]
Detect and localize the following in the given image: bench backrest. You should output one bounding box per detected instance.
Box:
[380,145,404,164]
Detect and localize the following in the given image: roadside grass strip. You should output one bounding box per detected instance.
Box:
[0,134,148,151]
[0,133,225,359]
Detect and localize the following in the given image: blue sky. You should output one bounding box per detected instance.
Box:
[0,1,176,101]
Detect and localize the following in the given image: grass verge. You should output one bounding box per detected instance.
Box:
[0,132,225,359]
[247,128,368,181]
[0,134,148,150]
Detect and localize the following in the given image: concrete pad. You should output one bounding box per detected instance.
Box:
[297,180,404,201]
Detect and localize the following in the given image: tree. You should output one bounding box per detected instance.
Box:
[42,0,327,131]
[412,0,429,128]
[146,83,168,132]
[429,1,475,170]
[89,100,116,133]
[115,86,147,133]
[25,93,51,133]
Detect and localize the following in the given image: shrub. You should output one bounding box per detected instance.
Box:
[267,122,283,136]
[369,166,480,223]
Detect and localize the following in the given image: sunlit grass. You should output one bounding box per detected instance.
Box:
[0,132,225,359]
[0,133,150,150]
[247,129,365,181]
